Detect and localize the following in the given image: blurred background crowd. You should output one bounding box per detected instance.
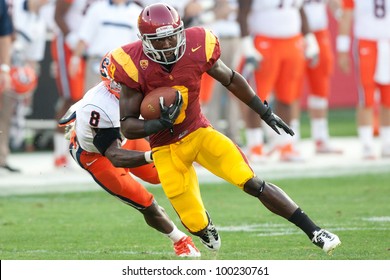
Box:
[1,0,389,173]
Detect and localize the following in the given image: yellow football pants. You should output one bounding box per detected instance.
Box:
[152,126,255,233]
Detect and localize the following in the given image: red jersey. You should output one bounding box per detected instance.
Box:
[109,27,221,148]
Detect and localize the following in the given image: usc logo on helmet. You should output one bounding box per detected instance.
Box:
[10,65,38,95]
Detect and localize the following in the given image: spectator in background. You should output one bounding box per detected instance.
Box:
[302,0,343,154]
[237,0,319,162]
[337,0,390,159]
[0,0,15,171]
[51,0,98,168]
[69,0,143,91]
[9,0,49,152]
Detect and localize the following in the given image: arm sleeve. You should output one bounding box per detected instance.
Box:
[92,127,122,155]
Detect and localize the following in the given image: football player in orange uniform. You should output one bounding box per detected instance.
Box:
[58,75,201,258]
[337,0,390,159]
[105,3,341,255]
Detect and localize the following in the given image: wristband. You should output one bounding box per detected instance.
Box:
[144,151,153,163]
[0,64,11,73]
[336,35,351,52]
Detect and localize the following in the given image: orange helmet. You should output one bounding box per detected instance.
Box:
[100,52,121,98]
[10,65,38,95]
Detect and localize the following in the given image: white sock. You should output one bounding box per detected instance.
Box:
[290,119,301,145]
[54,133,67,157]
[165,224,187,243]
[245,128,264,149]
[311,118,329,142]
[358,126,374,148]
[380,126,390,148]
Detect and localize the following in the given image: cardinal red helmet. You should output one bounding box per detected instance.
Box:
[138,3,186,64]
[99,52,121,98]
[10,65,38,95]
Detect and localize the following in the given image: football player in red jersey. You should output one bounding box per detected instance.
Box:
[105,3,341,255]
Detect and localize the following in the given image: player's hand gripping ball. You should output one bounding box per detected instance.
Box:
[141,87,181,120]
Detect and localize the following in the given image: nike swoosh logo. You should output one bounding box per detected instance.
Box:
[191,46,202,52]
[85,159,98,167]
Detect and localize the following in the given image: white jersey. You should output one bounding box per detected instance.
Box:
[204,0,240,38]
[77,1,142,57]
[303,0,328,32]
[248,0,304,38]
[53,0,100,48]
[12,0,48,62]
[74,82,120,153]
[351,0,390,40]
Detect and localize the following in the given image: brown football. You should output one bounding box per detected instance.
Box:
[140,87,178,120]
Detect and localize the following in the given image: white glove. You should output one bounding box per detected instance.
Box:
[304,33,320,67]
[241,36,263,78]
[64,122,75,140]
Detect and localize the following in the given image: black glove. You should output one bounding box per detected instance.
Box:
[158,90,183,133]
[260,101,295,136]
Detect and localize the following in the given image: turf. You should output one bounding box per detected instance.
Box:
[1,172,389,260]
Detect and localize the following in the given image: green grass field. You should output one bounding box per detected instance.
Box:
[1,172,389,260]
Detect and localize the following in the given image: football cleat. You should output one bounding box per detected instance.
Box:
[312,229,341,255]
[362,145,376,160]
[199,221,221,251]
[279,143,305,162]
[54,155,69,168]
[247,144,267,163]
[315,140,343,154]
[173,236,201,257]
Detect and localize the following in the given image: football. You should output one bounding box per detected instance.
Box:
[140,87,178,120]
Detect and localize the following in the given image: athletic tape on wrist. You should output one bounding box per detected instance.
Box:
[144,151,153,163]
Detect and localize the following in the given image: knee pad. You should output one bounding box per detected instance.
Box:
[243,177,265,197]
[308,95,328,109]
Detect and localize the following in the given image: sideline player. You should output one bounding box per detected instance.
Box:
[69,0,142,91]
[303,0,343,154]
[106,3,341,254]
[0,0,15,172]
[337,0,390,159]
[237,0,320,162]
[51,0,95,167]
[58,71,200,258]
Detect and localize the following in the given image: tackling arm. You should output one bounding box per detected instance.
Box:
[93,127,152,168]
[104,138,152,168]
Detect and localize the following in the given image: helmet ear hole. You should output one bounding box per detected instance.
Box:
[138,3,186,64]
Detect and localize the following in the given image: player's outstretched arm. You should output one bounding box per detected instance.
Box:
[207,60,294,136]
